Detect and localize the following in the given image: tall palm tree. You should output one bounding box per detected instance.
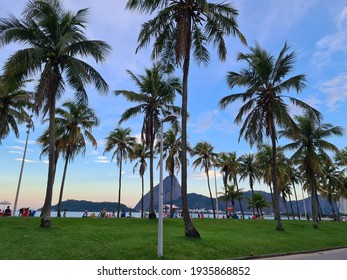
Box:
[157,128,182,217]
[192,141,217,218]
[132,141,150,218]
[126,0,246,238]
[115,62,181,219]
[219,42,321,231]
[0,76,32,144]
[0,0,110,227]
[280,114,343,228]
[239,153,259,216]
[104,127,137,218]
[54,100,99,217]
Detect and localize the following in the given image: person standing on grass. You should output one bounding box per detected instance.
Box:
[4,206,11,216]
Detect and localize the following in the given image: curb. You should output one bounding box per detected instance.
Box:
[231,246,347,260]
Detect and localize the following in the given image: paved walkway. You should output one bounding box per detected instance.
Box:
[255,247,347,260]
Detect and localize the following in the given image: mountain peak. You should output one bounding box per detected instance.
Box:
[134,175,181,211]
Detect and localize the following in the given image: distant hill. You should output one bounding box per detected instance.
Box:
[134,176,337,215]
[53,182,337,216]
[49,199,132,213]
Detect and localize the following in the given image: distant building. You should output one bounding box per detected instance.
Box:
[339,198,347,214]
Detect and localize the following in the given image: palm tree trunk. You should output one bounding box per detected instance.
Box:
[223,175,228,214]
[40,79,58,228]
[180,21,200,238]
[310,173,319,229]
[234,177,244,219]
[292,182,301,220]
[141,174,144,218]
[329,195,336,220]
[206,167,216,219]
[271,129,284,231]
[282,194,290,220]
[57,153,69,217]
[317,193,323,220]
[231,199,235,216]
[288,193,295,220]
[250,178,255,216]
[170,174,173,218]
[117,152,123,218]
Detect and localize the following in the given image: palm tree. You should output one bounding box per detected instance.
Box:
[158,128,182,217]
[286,160,303,220]
[219,42,321,231]
[275,148,295,220]
[319,161,343,220]
[280,114,343,228]
[0,76,32,144]
[0,0,110,227]
[217,151,244,218]
[104,127,137,218]
[54,100,99,217]
[115,62,181,219]
[219,184,244,217]
[126,0,246,238]
[239,153,259,216]
[336,147,347,172]
[132,141,150,218]
[256,145,275,211]
[247,192,270,217]
[192,141,217,218]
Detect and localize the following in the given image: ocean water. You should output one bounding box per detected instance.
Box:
[10,209,309,220]
[24,211,284,220]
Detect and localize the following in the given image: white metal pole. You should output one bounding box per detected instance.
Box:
[302,187,307,219]
[13,117,32,216]
[214,166,219,219]
[158,119,164,257]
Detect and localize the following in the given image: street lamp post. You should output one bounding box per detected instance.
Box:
[13,115,33,216]
[158,119,164,257]
[158,115,176,257]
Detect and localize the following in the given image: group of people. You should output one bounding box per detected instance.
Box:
[0,206,35,217]
[0,206,12,217]
[82,208,132,218]
[18,207,32,217]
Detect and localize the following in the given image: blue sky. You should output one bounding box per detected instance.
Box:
[1,0,347,210]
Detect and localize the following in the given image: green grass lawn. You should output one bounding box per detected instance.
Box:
[0,217,346,260]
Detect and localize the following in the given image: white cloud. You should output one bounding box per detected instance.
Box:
[191,170,222,180]
[15,139,37,145]
[319,73,347,111]
[190,110,220,133]
[94,156,109,164]
[9,150,23,155]
[6,145,24,151]
[244,0,318,45]
[14,158,37,163]
[313,6,347,68]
